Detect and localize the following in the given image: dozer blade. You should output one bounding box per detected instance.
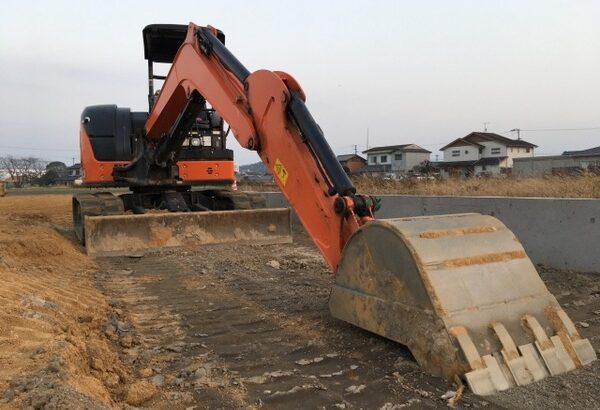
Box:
[84,208,292,257]
[329,213,596,395]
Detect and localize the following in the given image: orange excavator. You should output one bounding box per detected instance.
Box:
[74,23,595,395]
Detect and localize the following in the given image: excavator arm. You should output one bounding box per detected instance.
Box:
[145,23,377,271]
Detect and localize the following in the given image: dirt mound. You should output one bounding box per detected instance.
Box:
[0,195,136,408]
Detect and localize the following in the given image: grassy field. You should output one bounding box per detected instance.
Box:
[239,173,600,198]
[4,174,599,198]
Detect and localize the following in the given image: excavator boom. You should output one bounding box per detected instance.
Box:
[143,24,374,270]
[81,22,595,394]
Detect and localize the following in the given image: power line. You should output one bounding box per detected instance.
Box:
[512,127,600,132]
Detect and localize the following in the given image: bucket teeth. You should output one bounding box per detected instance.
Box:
[522,314,575,375]
[544,306,597,367]
[452,311,597,395]
[491,321,544,386]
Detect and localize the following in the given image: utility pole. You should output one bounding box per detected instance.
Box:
[353,144,358,155]
[510,128,521,140]
[483,122,490,132]
[366,128,369,150]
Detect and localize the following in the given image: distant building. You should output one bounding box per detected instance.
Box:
[336,154,367,174]
[237,161,273,182]
[513,145,600,176]
[436,132,537,177]
[55,163,82,185]
[361,144,431,176]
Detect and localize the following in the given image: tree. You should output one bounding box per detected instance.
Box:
[413,160,437,176]
[37,161,68,185]
[46,161,68,174]
[35,169,60,186]
[0,156,21,187]
[0,156,47,187]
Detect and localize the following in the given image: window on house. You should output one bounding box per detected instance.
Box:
[370,156,377,164]
[394,154,402,160]
[451,150,460,157]
[491,147,501,155]
[465,150,469,154]
[526,148,531,153]
[482,165,487,171]
[380,155,388,163]
[510,148,514,153]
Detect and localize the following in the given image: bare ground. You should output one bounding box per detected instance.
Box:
[0,195,599,409]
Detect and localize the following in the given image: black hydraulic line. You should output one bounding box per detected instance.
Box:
[155,94,205,165]
[288,92,356,196]
[197,28,250,83]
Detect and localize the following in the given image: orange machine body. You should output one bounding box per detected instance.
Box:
[79,120,235,187]
[79,124,235,186]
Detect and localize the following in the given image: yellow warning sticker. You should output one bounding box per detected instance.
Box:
[273,159,289,186]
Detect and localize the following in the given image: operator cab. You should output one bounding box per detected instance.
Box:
[143,24,231,160]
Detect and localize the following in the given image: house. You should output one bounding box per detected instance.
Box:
[337,154,367,174]
[437,132,537,177]
[513,145,600,176]
[562,146,600,170]
[55,163,82,185]
[361,144,431,176]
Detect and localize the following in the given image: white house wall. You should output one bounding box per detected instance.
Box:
[442,144,480,162]
[480,141,506,157]
[367,151,430,173]
[404,152,431,171]
[505,146,534,167]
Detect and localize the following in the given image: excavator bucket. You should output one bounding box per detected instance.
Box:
[83,208,292,257]
[329,213,596,395]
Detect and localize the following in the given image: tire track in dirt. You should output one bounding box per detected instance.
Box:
[95,240,489,409]
[93,234,600,410]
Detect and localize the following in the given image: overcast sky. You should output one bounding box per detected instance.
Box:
[1,0,599,165]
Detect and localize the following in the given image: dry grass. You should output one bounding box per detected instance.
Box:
[238,174,600,198]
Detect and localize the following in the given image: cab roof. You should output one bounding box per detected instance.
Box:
[143,24,225,63]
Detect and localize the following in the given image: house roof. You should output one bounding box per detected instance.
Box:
[362,144,431,154]
[336,154,366,162]
[473,156,508,166]
[562,146,600,157]
[433,156,508,169]
[435,161,476,169]
[441,132,537,150]
[440,138,485,150]
[356,164,392,173]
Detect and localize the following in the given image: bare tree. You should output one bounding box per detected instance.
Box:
[0,156,48,187]
[0,156,22,187]
[23,156,47,182]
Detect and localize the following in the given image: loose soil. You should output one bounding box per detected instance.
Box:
[0,195,599,409]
